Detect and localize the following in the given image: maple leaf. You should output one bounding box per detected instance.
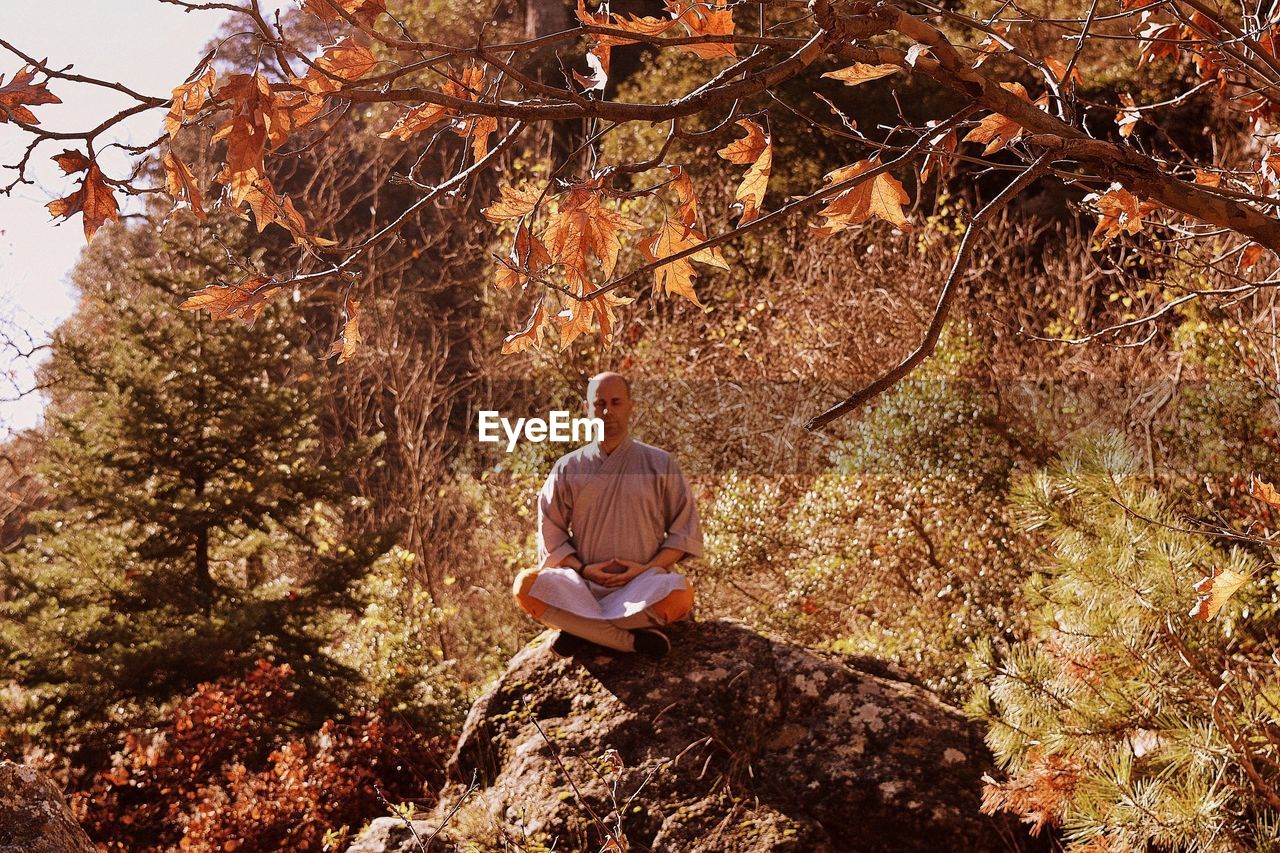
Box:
[163,151,207,220]
[241,181,336,248]
[483,182,544,223]
[811,158,912,237]
[1083,185,1159,245]
[1139,21,1181,66]
[640,216,729,307]
[381,66,487,142]
[179,275,286,323]
[1189,564,1253,621]
[46,162,120,243]
[297,37,378,95]
[165,66,216,138]
[543,182,642,293]
[502,296,547,354]
[1115,93,1140,139]
[0,65,60,125]
[1250,475,1280,508]
[555,292,633,349]
[963,83,1033,155]
[328,298,362,363]
[716,119,771,225]
[820,63,900,87]
[666,0,736,60]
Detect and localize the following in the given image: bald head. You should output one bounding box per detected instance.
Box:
[586,372,633,450]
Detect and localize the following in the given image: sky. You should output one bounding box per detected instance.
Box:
[0,1,288,433]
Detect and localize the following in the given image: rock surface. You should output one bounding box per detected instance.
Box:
[0,761,96,853]
[367,619,1040,853]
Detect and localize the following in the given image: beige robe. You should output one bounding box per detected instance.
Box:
[528,436,702,621]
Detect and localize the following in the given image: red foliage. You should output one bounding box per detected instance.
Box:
[70,660,451,852]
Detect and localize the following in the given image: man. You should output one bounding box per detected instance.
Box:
[512,372,702,658]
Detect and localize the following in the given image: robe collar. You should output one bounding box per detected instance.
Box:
[586,434,634,465]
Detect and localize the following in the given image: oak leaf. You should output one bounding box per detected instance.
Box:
[1189,564,1253,621]
[328,298,362,363]
[821,63,900,87]
[0,65,60,125]
[716,119,770,225]
[666,0,736,60]
[179,275,286,323]
[667,165,699,227]
[811,158,912,237]
[963,83,1032,155]
[640,216,729,307]
[46,162,120,243]
[163,152,207,219]
[297,37,377,95]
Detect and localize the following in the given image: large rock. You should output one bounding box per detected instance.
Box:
[0,761,96,853]
[365,619,1039,852]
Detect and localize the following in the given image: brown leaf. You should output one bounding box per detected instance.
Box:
[1241,243,1270,269]
[46,163,119,243]
[640,216,729,307]
[576,0,675,76]
[666,0,736,60]
[919,125,957,183]
[1193,169,1221,188]
[1083,185,1158,245]
[963,83,1032,155]
[495,221,552,290]
[555,292,633,349]
[811,158,912,237]
[1189,564,1253,621]
[1043,57,1081,89]
[974,25,1013,67]
[165,66,216,138]
[179,275,286,323]
[0,65,61,125]
[52,149,90,175]
[241,181,335,248]
[716,119,771,225]
[820,63,900,87]
[328,298,362,363]
[302,0,385,26]
[380,101,452,140]
[667,165,699,227]
[163,152,207,220]
[1115,93,1140,139]
[1250,475,1280,508]
[502,296,547,354]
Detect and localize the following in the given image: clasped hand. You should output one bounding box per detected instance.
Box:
[582,558,650,588]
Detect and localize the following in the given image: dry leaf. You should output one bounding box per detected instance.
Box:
[544,182,643,292]
[297,37,377,95]
[302,0,385,26]
[811,158,912,236]
[1083,184,1158,245]
[821,63,900,86]
[0,64,60,125]
[1189,565,1253,621]
[1193,169,1221,188]
[502,296,547,354]
[1241,243,1270,269]
[1250,475,1280,508]
[640,216,729,307]
[920,125,957,183]
[495,221,552,290]
[163,151,206,219]
[1115,93,1140,139]
[576,0,675,76]
[484,182,544,223]
[716,119,771,225]
[165,66,216,138]
[52,149,91,175]
[666,0,736,60]
[667,165,699,227]
[328,297,362,363]
[179,275,286,323]
[963,83,1032,155]
[46,162,120,243]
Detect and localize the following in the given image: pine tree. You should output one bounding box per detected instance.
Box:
[0,220,391,760]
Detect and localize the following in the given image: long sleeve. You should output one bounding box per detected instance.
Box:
[659,455,704,558]
[536,463,577,569]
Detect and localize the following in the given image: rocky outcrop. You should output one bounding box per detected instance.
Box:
[349,619,1040,852]
[0,761,96,853]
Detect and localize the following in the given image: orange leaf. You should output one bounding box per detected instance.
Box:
[544,182,642,293]
[820,63,900,87]
[963,83,1032,155]
[457,114,498,161]
[1189,565,1253,621]
[974,25,1013,67]
[666,0,736,60]
[555,292,633,349]
[241,181,335,248]
[297,37,378,94]
[483,182,544,223]
[811,158,912,237]
[717,119,771,225]
[1250,475,1280,508]
[165,66,215,138]
[179,275,286,323]
[1115,93,1140,139]
[163,152,207,220]
[920,126,957,183]
[52,149,90,174]
[1043,57,1081,89]
[1241,243,1270,269]
[667,165,699,227]
[640,216,728,307]
[380,102,452,140]
[1083,184,1158,245]
[302,0,385,26]
[502,296,548,354]
[495,221,552,290]
[1193,169,1221,188]
[576,0,675,76]
[46,162,119,243]
[328,298,362,363]
[0,65,60,125]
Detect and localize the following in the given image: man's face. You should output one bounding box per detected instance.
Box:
[586,376,633,440]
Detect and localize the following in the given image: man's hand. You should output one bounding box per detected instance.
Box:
[595,559,652,588]
[581,560,624,585]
